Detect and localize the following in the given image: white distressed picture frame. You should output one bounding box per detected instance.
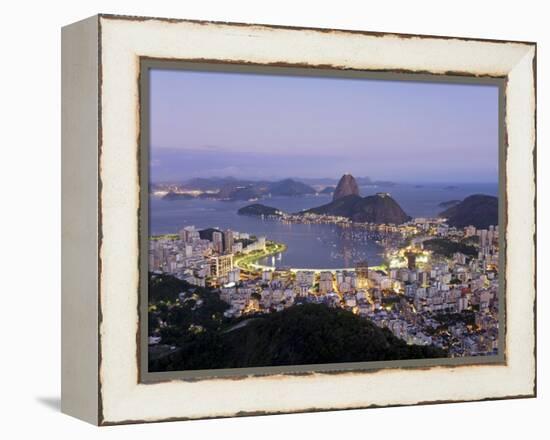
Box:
[61,14,536,425]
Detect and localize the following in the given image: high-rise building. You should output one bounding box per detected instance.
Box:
[227,267,240,283]
[179,225,199,243]
[479,229,489,248]
[405,252,416,270]
[262,270,272,282]
[419,271,429,287]
[256,236,267,251]
[355,261,369,288]
[319,271,334,294]
[149,251,159,271]
[487,225,495,246]
[223,229,234,254]
[210,254,234,278]
[295,271,315,287]
[212,231,223,254]
[184,244,193,258]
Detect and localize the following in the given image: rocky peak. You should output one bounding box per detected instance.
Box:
[333,173,360,201]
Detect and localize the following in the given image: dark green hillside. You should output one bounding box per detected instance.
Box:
[150,302,446,372]
[238,203,284,217]
[423,238,478,258]
[148,274,229,352]
[303,193,410,224]
[304,194,362,217]
[439,194,498,229]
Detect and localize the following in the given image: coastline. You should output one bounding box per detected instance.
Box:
[151,233,389,273]
[234,240,288,272]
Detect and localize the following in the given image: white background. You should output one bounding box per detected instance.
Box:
[0,0,546,437]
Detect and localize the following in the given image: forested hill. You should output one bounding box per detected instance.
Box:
[439,194,498,229]
[302,193,410,225]
[150,301,446,372]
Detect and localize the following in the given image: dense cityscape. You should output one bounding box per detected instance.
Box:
[149,182,500,363]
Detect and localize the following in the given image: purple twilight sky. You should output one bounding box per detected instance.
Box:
[149,68,499,183]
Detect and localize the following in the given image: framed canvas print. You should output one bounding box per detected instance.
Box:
[61,14,537,425]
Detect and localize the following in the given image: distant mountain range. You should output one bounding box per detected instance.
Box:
[153,176,396,202]
[157,177,318,201]
[269,179,317,197]
[161,192,195,201]
[295,176,375,186]
[184,177,245,191]
[235,174,498,228]
[439,194,498,229]
[319,186,335,194]
[217,178,316,200]
[156,176,498,229]
[236,174,411,225]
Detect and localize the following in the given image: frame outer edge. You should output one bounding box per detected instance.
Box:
[61,14,100,425]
